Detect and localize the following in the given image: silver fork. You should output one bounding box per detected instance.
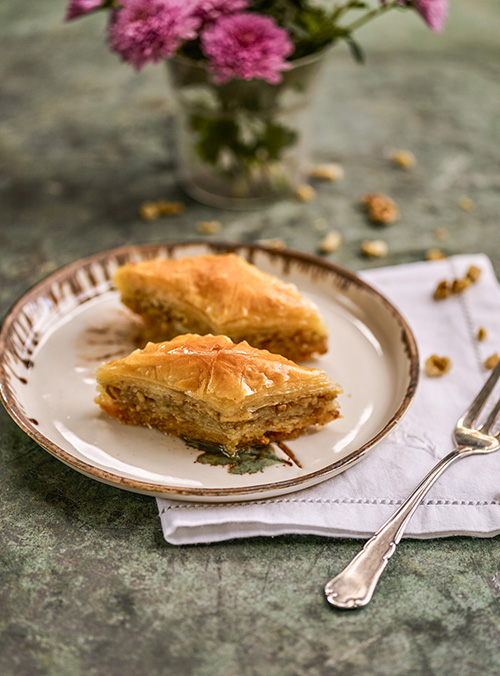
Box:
[324,360,500,609]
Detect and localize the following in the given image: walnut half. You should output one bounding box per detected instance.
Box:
[425,355,452,377]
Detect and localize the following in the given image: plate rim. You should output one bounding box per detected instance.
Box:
[0,240,420,500]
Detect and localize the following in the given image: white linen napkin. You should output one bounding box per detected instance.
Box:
[157,254,500,545]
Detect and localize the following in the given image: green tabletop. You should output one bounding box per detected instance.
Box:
[2,1,500,674]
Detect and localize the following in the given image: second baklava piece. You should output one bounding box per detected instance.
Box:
[113,253,328,362]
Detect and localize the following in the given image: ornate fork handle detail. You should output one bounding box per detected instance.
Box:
[324,446,470,609]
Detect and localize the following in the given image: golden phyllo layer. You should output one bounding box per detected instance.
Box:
[95,334,341,453]
[113,254,328,361]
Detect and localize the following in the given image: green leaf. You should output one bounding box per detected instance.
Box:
[189,113,297,168]
[225,446,285,475]
[346,37,365,64]
[250,0,346,59]
[183,438,285,475]
[190,115,239,165]
[259,122,298,161]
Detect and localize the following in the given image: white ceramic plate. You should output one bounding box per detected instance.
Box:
[0,241,418,502]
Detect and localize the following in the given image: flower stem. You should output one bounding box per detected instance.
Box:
[344,1,400,34]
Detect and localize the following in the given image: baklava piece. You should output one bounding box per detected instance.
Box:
[113,254,328,361]
[95,334,342,453]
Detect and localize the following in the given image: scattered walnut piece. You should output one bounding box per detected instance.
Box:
[295,184,316,202]
[156,200,185,216]
[196,220,222,234]
[434,227,449,241]
[139,199,185,221]
[425,355,452,377]
[484,353,500,370]
[433,280,452,300]
[257,238,287,250]
[433,265,482,300]
[360,192,399,225]
[477,327,488,342]
[309,162,344,182]
[466,265,481,283]
[139,201,160,221]
[390,149,416,169]
[426,248,447,261]
[361,239,388,258]
[451,277,471,294]
[318,230,342,253]
[458,195,475,212]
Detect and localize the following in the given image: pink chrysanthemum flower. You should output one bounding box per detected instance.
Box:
[108,0,200,70]
[381,0,448,33]
[412,0,448,33]
[192,0,249,23]
[201,13,294,84]
[65,0,104,21]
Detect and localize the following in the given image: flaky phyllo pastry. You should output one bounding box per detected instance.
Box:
[113,254,328,362]
[95,334,342,453]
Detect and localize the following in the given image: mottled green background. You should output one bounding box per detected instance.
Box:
[1,1,500,674]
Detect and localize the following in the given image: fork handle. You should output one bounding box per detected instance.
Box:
[324,446,472,609]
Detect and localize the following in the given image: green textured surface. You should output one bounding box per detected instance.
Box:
[2,1,500,674]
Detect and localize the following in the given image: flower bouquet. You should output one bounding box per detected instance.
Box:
[66,1,449,208]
